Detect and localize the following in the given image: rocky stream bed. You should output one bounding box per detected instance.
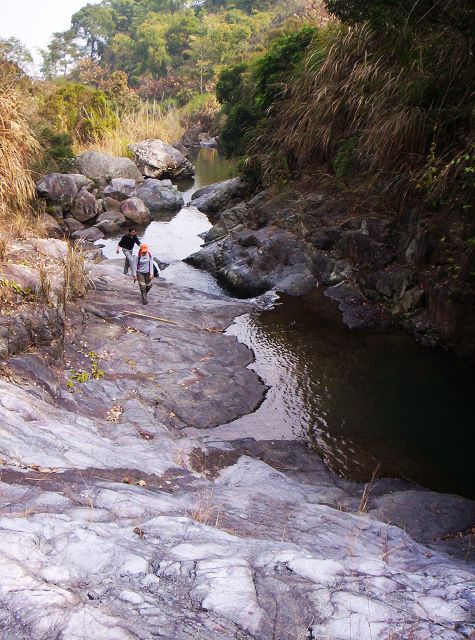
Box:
[0,243,474,639]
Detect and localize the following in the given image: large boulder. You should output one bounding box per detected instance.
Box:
[102,197,122,212]
[74,151,142,181]
[70,188,98,223]
[95,211,127,234]
[130,139,195,179]
[39,213,63,238]
[36,173,93,209]
[191,177,249,217]
[120,198,151,225]
[72,227,104,243]
[102,178,138,202]
[187,226,316,297]
[135,179,184,212]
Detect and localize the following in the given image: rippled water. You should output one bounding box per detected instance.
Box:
[223,294,475,498]
[100,149,475,498]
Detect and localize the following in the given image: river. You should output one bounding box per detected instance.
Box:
[99,148,475,499]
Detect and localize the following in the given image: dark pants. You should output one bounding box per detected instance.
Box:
[137,272,152,303]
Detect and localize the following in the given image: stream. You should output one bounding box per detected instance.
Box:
[99,148,475,499]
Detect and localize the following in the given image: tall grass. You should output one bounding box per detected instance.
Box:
[255,22,475,206]
[73,101,184,157]
[0,78,41,223]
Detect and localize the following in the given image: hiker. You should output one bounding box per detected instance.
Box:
[132,243,155,305]
[116,228,141,275]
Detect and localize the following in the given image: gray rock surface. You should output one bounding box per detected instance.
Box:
[75,150,143,181]
[95,211,127,234]
[71,188,98,223]
[120,197,151,225]
[36,173,93,209]
[135,178,184,212]
[130,138,195,179]
[103,178,138,202]
[102,196,122,212]
[72,226,105,243]
[0,252,473,640]
[187,226,316,297]
[191,177,249,216]
[64,216,85,233]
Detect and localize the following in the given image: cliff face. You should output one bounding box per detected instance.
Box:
[190,185,475,359]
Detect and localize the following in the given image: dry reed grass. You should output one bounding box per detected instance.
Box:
[73,101,184,157]
[62,243,91,306]
[0,79,41,228]
[257,22,474,202]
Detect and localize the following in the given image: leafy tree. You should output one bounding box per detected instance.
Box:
[71,4,116,59]
[0,37,32,74]
[41,31,81,79]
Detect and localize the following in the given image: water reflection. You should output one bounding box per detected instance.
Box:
[224,293,475,498]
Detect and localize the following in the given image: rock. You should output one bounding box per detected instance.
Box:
[199,133,218,148]
[324,283,390,329]
[36,173,93,209]
[71,227,104,243]
[135,179,184,212]
[120,197,151,225]
[64,217,85,233]
[130,139,195,179]
[95,211,127,234]
[204,203,248,242]
[102,197,122,212]
[34,238,68,260]
[74,151,143,181]
[46,205,64,222]
[102,178,138,202]
[40,213,63,238]
[70,189,98,223]
[191,177,249,216]
[187,226,316,297]
[172,141,190,157]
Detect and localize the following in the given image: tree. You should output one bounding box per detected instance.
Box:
[40,31,81,79]
[71,4,116,59]
[0,37,32,74]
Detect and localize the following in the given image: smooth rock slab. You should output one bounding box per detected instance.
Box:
[191,177,249,216]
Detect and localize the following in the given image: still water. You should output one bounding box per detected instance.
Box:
[100,149,475,498]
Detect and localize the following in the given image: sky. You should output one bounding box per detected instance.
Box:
[0,0,100,71]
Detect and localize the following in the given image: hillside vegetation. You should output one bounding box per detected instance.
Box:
[218,0,475,213]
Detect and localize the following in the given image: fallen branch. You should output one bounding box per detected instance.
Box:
[122,311,178,325]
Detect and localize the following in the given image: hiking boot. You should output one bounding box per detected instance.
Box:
[141,290,147,305]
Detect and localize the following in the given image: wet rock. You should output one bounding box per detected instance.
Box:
[120,197,151,225]
[74,150,142,181]
[172,141,190,157]
[71,226,104,243]
[36,173,93,209]
[130,138,195,179]
[191,177,249,216]
[71,188,98,223]
[103,178,138,202]
[95,211,127,234]
[324,283,390,329]
[135,179,184,212]
[188,226,316,297]
[204,203,248,241]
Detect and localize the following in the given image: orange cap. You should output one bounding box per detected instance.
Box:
[139,243,149,253]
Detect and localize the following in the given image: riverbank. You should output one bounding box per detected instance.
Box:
[0,247,474,639]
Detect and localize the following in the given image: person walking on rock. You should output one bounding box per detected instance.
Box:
[116,228,141,275]
[132,243,155,305]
